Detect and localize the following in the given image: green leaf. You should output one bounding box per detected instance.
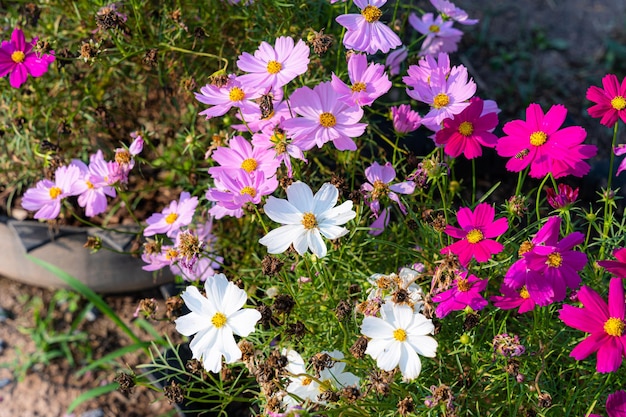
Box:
[76,342,152,376]
[66,382,120,414]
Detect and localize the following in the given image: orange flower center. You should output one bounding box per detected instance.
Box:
[456,278,471,292]
[361,5,382,23]
[529,131,547,146]
[519,286,530,299]
[11,50,25,63]
[433,93,450,109]
[229,86,245,102]
[49,186,62,199]
[240,186,257,197]
[266,60,282,74]
[603,317,625,337]
[611,96,626,111]
[301,212,317,229]
[319,112,336,127]
[518,241,534,256]
[429,24,440,33]
[466,229,484,244]
[351,82,367,93]
[458,121,474,136]
[546,252,563,268]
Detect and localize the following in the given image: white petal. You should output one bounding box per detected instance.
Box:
[189,326,219,361]
[228,308,262,336]
[393,304,415,330]
[180,285,214,316]
[293,229,310,255]
[286,181,314,212]
[317,201,355,225]
[312,183,339,214]
[318,224,349,240]
[201,348,223,373]
[307,228,327,258]
[175,311,207,336]
[220,329,242,364]
[375,341,401,371]
[259,224,303,253]
[365,337,394,360]
[398,345,422,380]
[407,334,438,358]
[263,196,302,224]
[284,349,306,374]
[406,314,435,336]
[361,316,395,339]
[221,279,248,315]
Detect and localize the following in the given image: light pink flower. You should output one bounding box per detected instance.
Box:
[403,52,451,89]
[206,169,278,219]
[430,0,479,25]
[208,135,281,180]
[283,81,367,151]
[0,28,55,88]
[391,104,422,134]
[143,192,198,238]
[361,161,415,215]
[237,36,310,93]
[195,74,262,119]
[335,0,402,55]
[251,123,307,178]
[408,13,463,56]
[385,46,407,76]
[21,165,82,220]
[71,151,117,217]
[331,53,391,107]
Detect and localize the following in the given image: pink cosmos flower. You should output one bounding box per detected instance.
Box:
[331,53,391,107]
[545,183,579,210]
[407,63,476,129]
[586,74,626,128]
[282,81,367,151]
[21,165,82,220]
[0,28,55,88]
[71,151,117,217]
[403,52,451,89]
[251,124,307,178]
[435,97,499,159]
[491,284,536,314]
[598,248,626,278]
[195,74,262,119]
[208,135,281,180]
[615,144,626,176]
[429,0,479,25]
[559,278,626,373]
[361,161,415,216]
[142,244,176,272]
[206,169,278,219]
[431,272,488,318]
[236,36,310,93]
[111,132,143,184]
[408,13,463,56]
[143,192,199,238]
[385,46,407,76]
[440,203,508,267]
[495,103,597,179]
[335,0,402,55]
[391,104,422,134]
[233,95,288,133]
[590,390,626,417]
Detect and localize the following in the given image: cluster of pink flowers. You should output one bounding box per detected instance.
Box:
[21,134,143,219]
[0,28,55,88]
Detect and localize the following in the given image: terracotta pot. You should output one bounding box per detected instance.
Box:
[0,216,173,293]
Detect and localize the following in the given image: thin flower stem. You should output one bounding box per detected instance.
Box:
[535,174,552,223]
[471,158,476,205]
[158,43,228,71]
[600,123,620,260]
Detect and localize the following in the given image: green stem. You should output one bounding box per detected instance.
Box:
[535,174,552,223]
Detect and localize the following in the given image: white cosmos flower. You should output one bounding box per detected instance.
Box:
[175,273,261,373]
[361,301,438,381]
[283,349,360,406]
[259,181,356,258]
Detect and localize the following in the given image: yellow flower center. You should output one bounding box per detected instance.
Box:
[275,142,287,154]
[466,229,484,244]
[49,186,62,199]
[240,186,257,197]
[429,24,441,33]
[241,158,258,173]
[351,82,367,93]
[611,96,626,111]
[371,179,389,200]
[529,131,548,146]
[165,213,179,224]
[518,241,534,256]
[603,317,625,336]
[165,248,179,260]
[456,278,471,292]
[301,212,318,229]
[361,5,382,23]
[433,93,450,109]
[302,377,313,386]
[211,312,227,328]
[519,286,530,299]
[229,86,245,102]
[115,150,131,165]
[86,180,94,189]
[319,112,337,127]
[458,121,474,136]
[546,252,563,268]
[267,60,282,74]
[11,50,25,63]
[393,328,407,342]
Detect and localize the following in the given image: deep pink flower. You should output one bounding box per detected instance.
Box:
[432,272,488,318]
[586,74,626,128]
[282,81,367,151]
[391,104,422,134]
[0,28,55,88]
[495,103,597,179]
[21,165,82,220]
[195,74,262,119]
[429,0,479,25]
[590,390,626,417]
[435,97,498,159]
[335,0,402,55]
[559,278,626,373]
[491,284,536,314]
[143,192,198,238]
[440,203,508,266]
[361,161,415,216]
[545,183,579,210]
[408,13,463,56]
[236,36,310,93]
[209,135,281,180]
[598,248,626,279]
[330,53,391,107]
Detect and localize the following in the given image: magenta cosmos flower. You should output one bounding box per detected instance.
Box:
[495,103,597,179]
[435,97,498,159]
[143,192,199,238]
[587,74,626,128]
[598,248,626,279]
[282,81,367,151]
[590,390,626,417]
[545,183,579,210]
[21,165,82,220]
[491,284,536,314]
[391,104,422,134]
[335,0,402,55]
[330,53,391,107]
[408,13,463,56]
[559,278,626,373]
[440,203,508,267]
[195,74,262,119]
[0,28,55,88]
[431,272,488,318]
[236,36,310,93]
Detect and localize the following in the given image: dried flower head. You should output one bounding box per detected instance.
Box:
[492,333,526,357]
[398,395,416,416]
[262,255,284,276]
[165,295,184,320]
[367,369,395,396]
[350,336,368,359]
[114,372,135,396]
[335,299,352,321]
[309,28,334,55]
[134,298,158,319]
[340,385,361,403]
[537,392,552,408]
[285,321,307,341]
[309,352,334,376]
[273,294,296,315]
[95,3,127,31]
[84,236,102,252]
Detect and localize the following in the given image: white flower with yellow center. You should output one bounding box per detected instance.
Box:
[175,273,261,373]
[259,181,356,258]
[361,301,438,381]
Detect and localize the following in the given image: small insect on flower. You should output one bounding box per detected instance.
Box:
[515,148,529,159]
